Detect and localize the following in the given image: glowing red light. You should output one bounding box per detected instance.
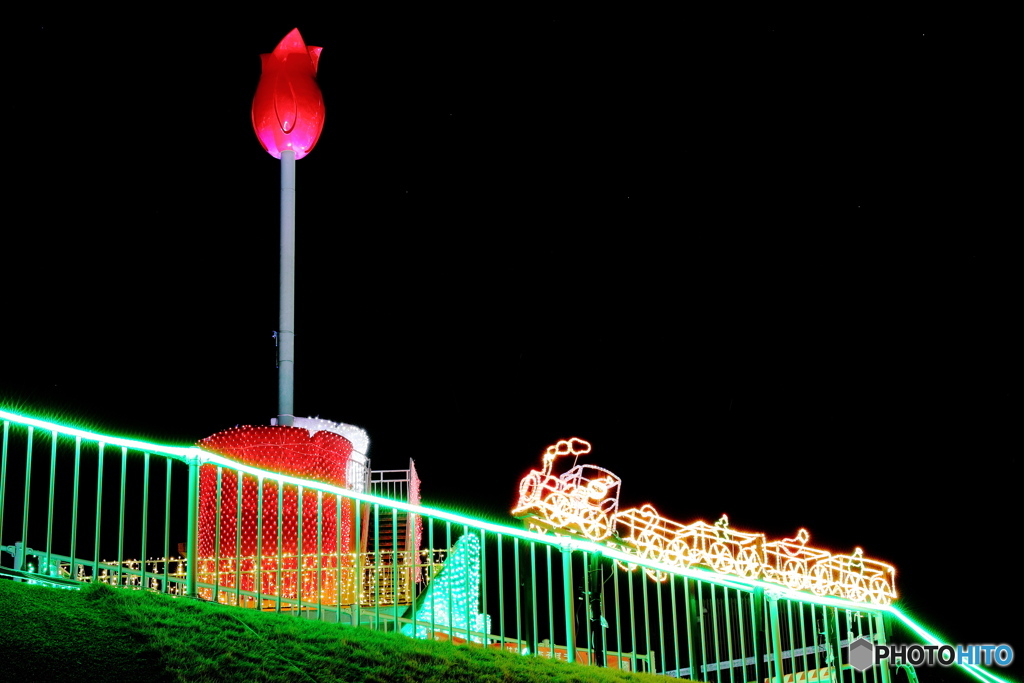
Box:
[251,28,325,160]
[195,425,354,604]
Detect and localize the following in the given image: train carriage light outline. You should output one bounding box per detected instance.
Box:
[513,438,897,605]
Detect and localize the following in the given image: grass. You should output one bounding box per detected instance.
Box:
[0,579,690,683]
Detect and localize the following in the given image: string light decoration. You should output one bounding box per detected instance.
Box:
[614,505,766,582]
[85,549,445,608]
[293,417,371,492]
[514,440,897,604]
[762,528,830,591]
[513,437,621,542]
[409,463,424,582]
[807,546,896,605]
[195,423,355,604]
[89,557,189,594]
[80,418,439,609]
[401,533,490,643]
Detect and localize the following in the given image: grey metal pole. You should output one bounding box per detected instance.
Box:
[278,150,296,426]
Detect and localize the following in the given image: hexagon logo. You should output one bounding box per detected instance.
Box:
[849,637,875,672]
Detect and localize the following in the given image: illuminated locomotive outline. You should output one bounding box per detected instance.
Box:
[512,438,896,605]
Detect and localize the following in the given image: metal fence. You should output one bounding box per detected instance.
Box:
[0,409,1003,683]
[370,468,413,502]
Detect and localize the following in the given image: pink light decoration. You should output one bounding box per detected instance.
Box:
[409,461,424,582]
[195,425,354,604]
[252,28,325,160]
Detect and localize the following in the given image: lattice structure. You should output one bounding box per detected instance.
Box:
[195,424,354,604]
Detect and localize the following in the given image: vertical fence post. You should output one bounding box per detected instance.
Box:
[588,551,605,667]
[21,426,33,568]
[354,500,362,626]
[45,432,56,575]
[71,437,81,575]
[235,472,243,606]
[297,485,304,614]
[562,544,575,664]
[276,479,284,613]
[185,453,200,598]
[213,467,222,604]
[94,443,104,582]
[117,447,127,585]
[163,459,171,592]
[825,606,842,683]
[877,613,892,683]
[1,421,9,548]
[767,591,785,683]
[140,452,149,590]
[531,542,539,657]
[751,588,766,683]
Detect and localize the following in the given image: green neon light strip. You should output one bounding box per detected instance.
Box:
[885,610,1012,683]
[0,409,193,459]
[0,407,1014,683]
[0,408,774,595]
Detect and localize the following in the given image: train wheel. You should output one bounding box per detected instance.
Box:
[581,508,611,542]
[869,579,891,605]
[708,542,736,574]
[635,532,659,559]
[677,541,701,569]
[638,535,667,582]
[846,575,867,602]
[783,560,806,589]
[736,548,761,578]
[546,493,571,528]
[810,564,832,595]
[664,539,687,570]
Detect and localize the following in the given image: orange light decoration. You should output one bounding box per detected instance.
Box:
[513,437,621,542]
[809,546,897,605]
[195,424,355,605]
[513,440,898,604]
[614,504,766,582]
[762,528,831,592]
[92,550,443,608]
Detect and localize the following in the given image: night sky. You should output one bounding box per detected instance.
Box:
[5,13,1017,680]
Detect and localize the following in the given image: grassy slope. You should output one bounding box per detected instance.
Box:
[0,579,688,683]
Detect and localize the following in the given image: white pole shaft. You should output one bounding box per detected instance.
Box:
[278,150,296,426]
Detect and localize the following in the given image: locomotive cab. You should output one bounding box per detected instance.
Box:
[559,464,621,517]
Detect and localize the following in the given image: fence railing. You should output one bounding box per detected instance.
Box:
[0,409,1007,683]
[369,465,414,502]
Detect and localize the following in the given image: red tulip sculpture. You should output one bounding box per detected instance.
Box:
[252,29,326,426]
[252,28,325,160]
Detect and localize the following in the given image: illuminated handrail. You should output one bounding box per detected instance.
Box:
[0,409,1011,683]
